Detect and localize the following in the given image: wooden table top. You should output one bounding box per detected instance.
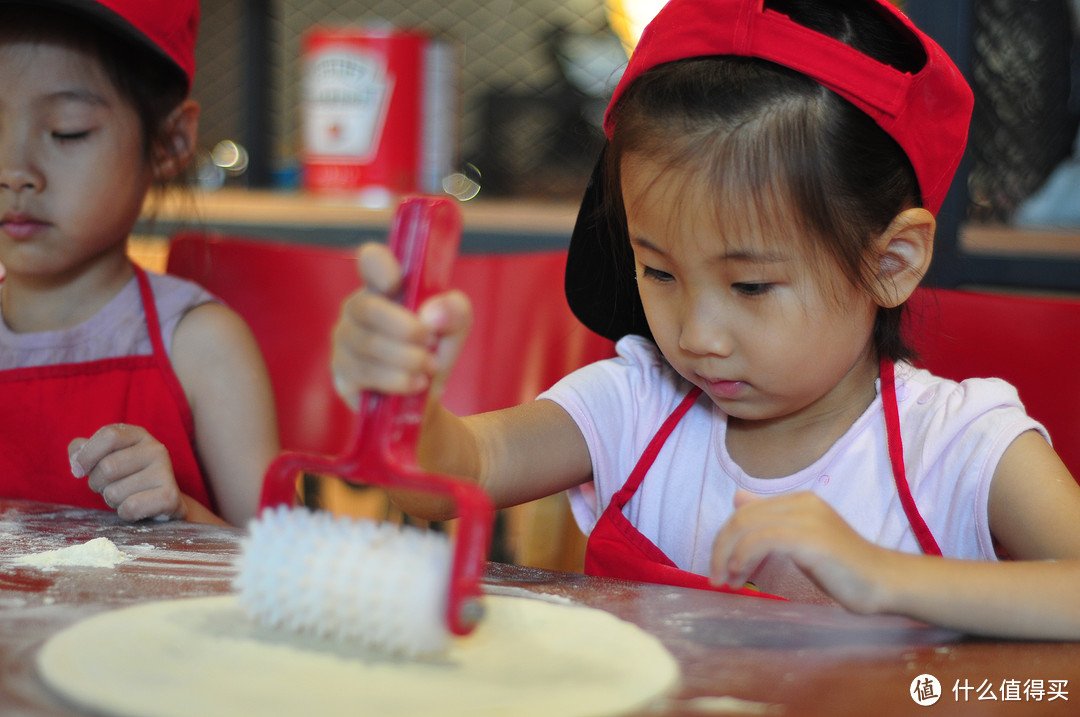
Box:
[1,499,1075,716]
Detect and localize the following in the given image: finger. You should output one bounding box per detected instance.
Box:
[419,292,474,394]
[341,290,436,347]
[84,435,169,495]
[418,291,473,337]
[332,289,440,395]
[335,317,437,375]
[710,494,759,577]
[710,518,743,587]
[356,242,403,295]
[94,447,179,517]
[710,499,786,587]
[113,483,185,522]
[70,425,144,486]
[67,438,89,478]
[332,323,435,396]
[733,489,763,508]
[721,526,792,588]
[336,292,439,375]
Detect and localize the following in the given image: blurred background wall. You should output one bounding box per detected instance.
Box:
[193,0,620,200]
[190,0,1080,229]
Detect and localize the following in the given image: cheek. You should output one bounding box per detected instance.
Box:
[798,301,878,368]
[636,281,672,323]
[754,295,873,366]
[636,287,685,355]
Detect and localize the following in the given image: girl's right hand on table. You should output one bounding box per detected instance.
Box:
[67,425,187,523]
[331,242,473,409]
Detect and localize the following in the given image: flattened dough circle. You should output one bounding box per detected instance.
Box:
[37,595,679,716]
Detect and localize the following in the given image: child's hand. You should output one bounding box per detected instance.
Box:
[710,490,894,612]
[67,425,187,523]
[331,242,472,409]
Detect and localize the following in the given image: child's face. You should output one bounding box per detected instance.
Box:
[0,35,153,278]
[621,153,881,424]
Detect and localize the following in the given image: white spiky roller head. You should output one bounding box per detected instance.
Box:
[235,506,452,657]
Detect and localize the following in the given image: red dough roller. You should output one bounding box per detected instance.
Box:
[235,196,494,656]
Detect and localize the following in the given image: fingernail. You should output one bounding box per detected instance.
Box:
[70,453,86,479]
[418,303,444,330]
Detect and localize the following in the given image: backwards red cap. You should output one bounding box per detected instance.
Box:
[565,0,974,342]
[0,0,199,91]
[604,0,972,215]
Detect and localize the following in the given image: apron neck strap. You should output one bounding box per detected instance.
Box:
[880,357,942,556]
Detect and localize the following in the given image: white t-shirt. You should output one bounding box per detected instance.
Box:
[540,335,1047,578]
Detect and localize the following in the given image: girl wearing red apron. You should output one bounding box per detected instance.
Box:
[0,267,215,513]
[330,0,1080,639]
[582,359,941,600]
[0,0,277,525]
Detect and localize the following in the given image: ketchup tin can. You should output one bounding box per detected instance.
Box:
[301,27,455,205]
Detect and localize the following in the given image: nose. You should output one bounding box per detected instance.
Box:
[0,169,41,193]
[678,295,734,358]
[0,138,43,194]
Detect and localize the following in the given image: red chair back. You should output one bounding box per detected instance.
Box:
[167,233,360,455]
[905,287,1080,480]
[166,232,614,455]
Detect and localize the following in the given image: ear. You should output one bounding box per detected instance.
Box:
[871,208,935,308]
[152,100,200,181]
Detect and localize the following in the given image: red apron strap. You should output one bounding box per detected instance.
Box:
[880,357,942,556]
[132,265,197,442]
[609,387,703,510]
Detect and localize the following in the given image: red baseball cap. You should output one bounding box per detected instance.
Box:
[0,0,199,91]
[566,0,974,342]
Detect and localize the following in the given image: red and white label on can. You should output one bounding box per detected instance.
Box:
[303,44,393,160]
[302,28,455,203]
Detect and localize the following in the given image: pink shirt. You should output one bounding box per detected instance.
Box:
[0,272,214,369]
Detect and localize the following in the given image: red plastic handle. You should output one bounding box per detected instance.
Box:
[258,195,494,637]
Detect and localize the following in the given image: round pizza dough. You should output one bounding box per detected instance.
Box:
[37,594,680,717]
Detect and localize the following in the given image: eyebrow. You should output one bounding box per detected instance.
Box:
[42,89,110,107]
[630,237,790,264]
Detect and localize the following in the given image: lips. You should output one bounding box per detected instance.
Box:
[705,378,748,399]
[0,212,49,240]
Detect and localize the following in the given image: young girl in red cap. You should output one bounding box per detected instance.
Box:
[0,0,278,525]
[332,0,1080,638]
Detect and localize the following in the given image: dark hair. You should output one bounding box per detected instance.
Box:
[0,5,189,182]
[604,0,925,362]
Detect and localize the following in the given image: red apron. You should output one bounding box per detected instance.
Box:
[584,357,941,596]
[0,266,215,513]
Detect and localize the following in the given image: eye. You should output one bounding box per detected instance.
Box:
[732,282,773,297]
[641,266,674,283]
[53,130,91,142]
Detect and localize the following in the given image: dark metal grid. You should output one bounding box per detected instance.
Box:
[967,0,1079,223]
[192,0,612,196]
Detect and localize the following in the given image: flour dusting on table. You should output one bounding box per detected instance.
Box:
[14,537,130,571]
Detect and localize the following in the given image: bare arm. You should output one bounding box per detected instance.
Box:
[712,431,1080,639]
[171,302,279,526]
[401,398,593,521]
[870,554,1080,639]
[878,430,1080,638]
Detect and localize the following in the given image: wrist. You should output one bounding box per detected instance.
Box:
[863,550,937,616]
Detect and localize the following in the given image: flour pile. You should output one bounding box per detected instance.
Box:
[14,537,130,571]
